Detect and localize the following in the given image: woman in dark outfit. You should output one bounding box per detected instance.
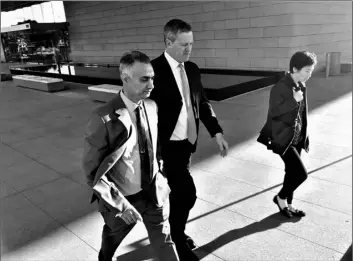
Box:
[257,51,317,218]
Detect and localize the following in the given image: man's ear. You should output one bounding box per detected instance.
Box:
[165,39,172,48]
[292,67,298,73]
[121,75,129,83]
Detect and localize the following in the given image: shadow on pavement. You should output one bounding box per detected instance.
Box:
[189,154,352,222]
[115,244,155,261]
[1,72,351,258]
[194,213,301,259]
[128,154,352,252]
[117,213,302,260]
[340,244,352,261]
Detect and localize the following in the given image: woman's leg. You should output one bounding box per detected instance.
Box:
[278,146,308,216]
[278,146,307,199]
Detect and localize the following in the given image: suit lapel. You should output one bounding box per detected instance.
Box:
[93,92,132,186]
[112,91,133,131]
[159,54,183,101]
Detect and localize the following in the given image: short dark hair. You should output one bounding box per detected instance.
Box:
[289,51,317,73]
[163,19,192,44]
[119,50,151,78]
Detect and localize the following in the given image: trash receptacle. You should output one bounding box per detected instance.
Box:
[329,52,341,75]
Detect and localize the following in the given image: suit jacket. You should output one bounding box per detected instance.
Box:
[150,53,223,153]
[257,73,309,156]
[82,92,170,215]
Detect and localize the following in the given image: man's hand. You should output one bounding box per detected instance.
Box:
[215,133,228,157]
[120,206,143,225]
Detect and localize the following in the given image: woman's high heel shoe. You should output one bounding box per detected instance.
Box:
[273,195,293,218]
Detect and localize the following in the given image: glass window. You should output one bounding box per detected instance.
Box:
[1,1,66,28]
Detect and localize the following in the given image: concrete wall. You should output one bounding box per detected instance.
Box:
[64,1,352,71]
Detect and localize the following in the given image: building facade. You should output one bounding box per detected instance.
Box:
[63,1,352,71]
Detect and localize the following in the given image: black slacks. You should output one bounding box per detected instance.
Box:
[98,191,178,261]
[162,139,197,244]
[278,143,308,204]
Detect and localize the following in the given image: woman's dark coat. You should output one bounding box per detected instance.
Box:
[257,73,309,156]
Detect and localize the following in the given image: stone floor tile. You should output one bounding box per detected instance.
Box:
[63,211,105,251]
[21,177,96,225]
[1,194,61,254]
[65,171,88,187]
[192,168,263,209]
[187,200,342,261]
[1,226,98,261]
[228,143,284,169]
[0,143,29,170]
[294,177,352,215]
[193,156,284,189]
[35,147,83,174]
[308,155,352,186]
[11,137,83,174]
[191,168,352,253]
[3,159,61,192]
[212,188,351,254]
[0,181,18,199]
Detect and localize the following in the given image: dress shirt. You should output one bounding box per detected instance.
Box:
[164,51,189,140]
[108,91,147,196]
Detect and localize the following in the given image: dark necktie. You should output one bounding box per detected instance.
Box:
[135,104,153,190]
[179,63,197,144]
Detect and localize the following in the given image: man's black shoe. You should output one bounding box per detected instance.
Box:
[185,235,197,250]
[175,242,199,261]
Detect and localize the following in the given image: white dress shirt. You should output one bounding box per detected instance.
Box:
[164,51,189,141]
[108,91,146,196]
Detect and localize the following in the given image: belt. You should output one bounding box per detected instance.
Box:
[168,139,189,144]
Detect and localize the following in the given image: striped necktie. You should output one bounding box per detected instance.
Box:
[135,104,153,189]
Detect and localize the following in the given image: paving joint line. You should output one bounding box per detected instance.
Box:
[193,165,275,191]
[225,154,283,170]
[18,190,99,255]
[1,141,76,180]
[192,167,352,216]
[308,175,352,187]
[197,198,347,255]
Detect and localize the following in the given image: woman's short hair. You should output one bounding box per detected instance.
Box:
[289,51,317,73]
[119,50,151,79]
[163,19,192,44]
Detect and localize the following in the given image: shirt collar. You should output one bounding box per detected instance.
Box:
[285,71,305,89]
[164,51,184,70]
[120,91,142,113]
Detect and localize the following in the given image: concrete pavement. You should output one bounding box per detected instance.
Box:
[1,71,351,261]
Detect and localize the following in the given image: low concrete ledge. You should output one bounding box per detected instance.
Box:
[12,75,64,92]
[1,73,13,81]
[88,84,122,102]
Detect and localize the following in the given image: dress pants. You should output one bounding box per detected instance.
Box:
[163,139,197,245]
[98,191,179,261]
[278,143,308,204]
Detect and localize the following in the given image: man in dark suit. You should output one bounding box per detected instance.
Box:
[150,19,228,261]
[82,51,179,261]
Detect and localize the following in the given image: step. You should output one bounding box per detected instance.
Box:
[12,74,64,92]
[88,84,122,102]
